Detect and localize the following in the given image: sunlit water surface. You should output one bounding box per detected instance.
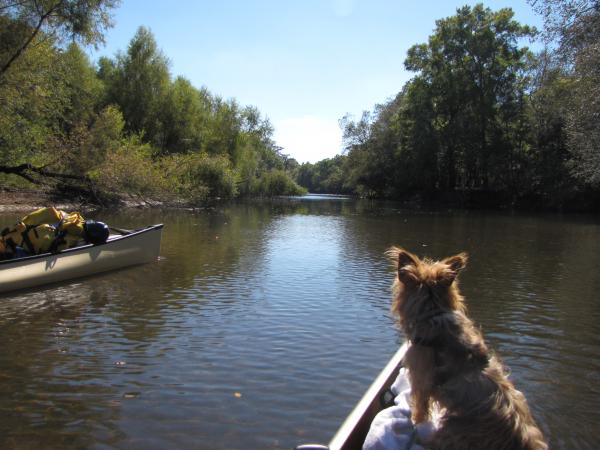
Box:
[1,198,599,449]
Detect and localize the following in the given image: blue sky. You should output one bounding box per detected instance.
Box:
[88,0,543,163]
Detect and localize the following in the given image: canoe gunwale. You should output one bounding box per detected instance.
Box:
[327,343,408,450]
[0,224,164,267]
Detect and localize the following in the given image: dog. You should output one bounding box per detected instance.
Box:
[387,247,547,450]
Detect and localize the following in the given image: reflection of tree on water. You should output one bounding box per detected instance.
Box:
[0,285,121,449]
[0,259,218,449]
[1,204,599,448]
[337,206,600,447]
[0,206,284,449]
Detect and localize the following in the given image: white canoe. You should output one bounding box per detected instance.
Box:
[0,224,163,294]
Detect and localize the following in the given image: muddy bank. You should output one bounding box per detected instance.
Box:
[0,188,169,214]
[0,188,88,213]
[0,187,213,218]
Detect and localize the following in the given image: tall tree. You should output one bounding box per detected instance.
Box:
[0,32,67,168]
[405,4,535,191]
[160,77,210,153]
[0,0,119,79]
[395,78,438,193]
[102,26,171,149]
[61,42,104,129]
[529,0,600,187]
[530,0,599,65]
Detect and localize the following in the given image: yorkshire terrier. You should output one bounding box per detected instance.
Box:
[387,247,547,450]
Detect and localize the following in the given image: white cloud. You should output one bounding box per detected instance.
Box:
[273,116,343,164]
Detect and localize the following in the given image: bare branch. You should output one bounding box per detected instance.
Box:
[0,1,29,12]
[0,162,88,184]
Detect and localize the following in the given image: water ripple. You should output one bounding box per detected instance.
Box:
[1,205,599,449]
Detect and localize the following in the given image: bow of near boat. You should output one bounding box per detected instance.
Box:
[296,343,408,450]
[0,224,163,294]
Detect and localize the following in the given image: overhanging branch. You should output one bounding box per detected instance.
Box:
[0,162,88,184]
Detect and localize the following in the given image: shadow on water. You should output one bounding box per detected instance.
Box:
[1,200,599,449]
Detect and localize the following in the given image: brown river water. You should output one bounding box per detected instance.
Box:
[1,196,599,449]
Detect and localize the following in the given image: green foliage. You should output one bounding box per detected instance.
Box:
[527,59,572,201]
[160,77,209,153]
[189,154,237,199]
[526,1,600,193]
[0,30,68,166]
[0,19,297,205]
[101,26,171,149]
[2,2,596,210]
[404,4,536,192]
[61,43,104,128]
[293,3,599,210]
[296,156,351,194]
[0,0,120,78]
[161,153,237,202]
[89,135,169,201]
[252,169,306,197]
[566,56,600,187]
[83,126,184,206]
[64,105,124,175]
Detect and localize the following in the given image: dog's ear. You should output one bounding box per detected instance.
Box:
[387,247,420,285]
[440,252,468,285]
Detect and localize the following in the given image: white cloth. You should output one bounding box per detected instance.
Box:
[362,368,437,450]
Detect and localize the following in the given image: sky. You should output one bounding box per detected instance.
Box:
[88,0,543,163]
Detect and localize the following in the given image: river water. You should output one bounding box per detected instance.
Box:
[1,196,599,449]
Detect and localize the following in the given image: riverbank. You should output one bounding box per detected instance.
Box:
[0,188,82,213]
[3,186,600,215]
[369,189,600,213]
[0,187,171,214]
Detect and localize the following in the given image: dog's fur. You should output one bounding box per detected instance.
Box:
[387,247,547,450]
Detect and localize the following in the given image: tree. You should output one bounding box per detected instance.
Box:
[530,0,599,65]
[340,110,386,196]
[61,42,104,129]
[394,79,438,193]
[529,0,600,187]
[0,1,119,187]
[0,0,120,79]
[528,57,572,202]
[101,27,171,149]
[160,77,210,153]
[405,4,536,192]
[0,30,68,169]
[566,47,600,187]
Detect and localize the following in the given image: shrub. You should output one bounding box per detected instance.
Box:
[253,169,307,197]
[163,153,237,203]
[89,136,170,202]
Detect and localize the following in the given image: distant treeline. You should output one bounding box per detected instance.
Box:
[295,2,600,211]
[0,1,305,205]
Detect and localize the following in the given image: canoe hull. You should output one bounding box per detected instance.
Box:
[328,343,407,450]
[295,344,408,450]
[0,224,163,294]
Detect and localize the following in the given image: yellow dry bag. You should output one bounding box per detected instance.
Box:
[1,207,87,255]
[24,224,57,254]
[21,206,64,226]
[0,221,27,249]
[58,212,85,237]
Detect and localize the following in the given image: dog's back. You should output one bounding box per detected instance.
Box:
[388,247,548,449]
[431,354,548,450]
[421,312,547,449]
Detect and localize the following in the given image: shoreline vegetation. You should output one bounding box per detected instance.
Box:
[1,1,598,212]
[294,2,600,213]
